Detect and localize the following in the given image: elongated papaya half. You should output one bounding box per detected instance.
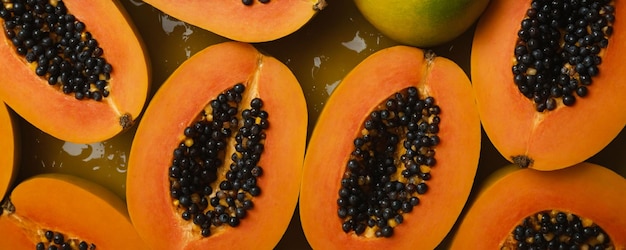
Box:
[0,0,149,143]
[140,0,326,43]
[300,46,481,249]
[472,0,626,170]
[0,173,146,249]
[452,162,626,248]
[0,102,17,198]
[126,41,307,250]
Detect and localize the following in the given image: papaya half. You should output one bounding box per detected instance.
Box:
[140,0,327,43]
[0,102,17,199]
[126,41,307,250]
[451,162,626,248]
[0,173,146,249]
[0,0,149,143]
[300,45,481,249]
[472,0,626,170]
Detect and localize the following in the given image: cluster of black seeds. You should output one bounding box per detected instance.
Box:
[169,83,267,237]
[0,0,112,101]
[241,0,270,6]
[338,86,440,238]
[512,0,615,112]
[507,210,613,250]
[35,230,95,250]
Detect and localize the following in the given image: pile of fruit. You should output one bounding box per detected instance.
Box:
[1,0,624,249]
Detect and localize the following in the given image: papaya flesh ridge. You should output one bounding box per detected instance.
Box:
[141,0,326,43]
[0,103,17,199]
[0,173,147,249]
[0,0,150,143]
[126,41,307,250]
[451,162,626,248]
[300,46,481,249]
[472,0,626,170]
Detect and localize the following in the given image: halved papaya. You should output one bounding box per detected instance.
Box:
[472,0,626,170]
[140,0,326,43]
[299,46,481,249]
[0,0,150,143]
[0,173,146,249]
[0,102,17,199]
[451,162,626,248]
[126,41,307,249]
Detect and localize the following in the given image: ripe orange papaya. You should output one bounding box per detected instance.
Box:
[452,162,626,249]
[140,0,327,43]
[0,173,147,249]
[472,0,626,170]
[126,41,307,249]
[0,103,17,199]
[0,0,150,143]
[300,45,481,249]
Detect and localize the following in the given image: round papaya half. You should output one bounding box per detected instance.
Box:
[472,0,626,170]
[126,41,308,250]
[451,162,626,248]
[0,0,150,143]
[140,0,327,43]
[0,173,146,249]
[0,102,17,198]
[300,46,481,249]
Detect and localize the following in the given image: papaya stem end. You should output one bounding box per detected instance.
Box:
[511,155,533,168]
[314,0,327,11]
[119,113,134,129]
[1,198,15,214]
[424,50,437,65]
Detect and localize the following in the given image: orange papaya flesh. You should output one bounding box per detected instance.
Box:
[140,0,326,43]
[0,0,149,143]
[300,46,481,249]
[0,173,147,250]
[0,102,17,199]
[451,162,626,248]
[126,41,307,250]
[472,0,626,170]
[0,215,33,249]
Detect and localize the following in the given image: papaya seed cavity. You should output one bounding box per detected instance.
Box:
[338,86,441,238]
[511,0,615,112]
[168,83,269,238]
[0,0,114,101]
[503,210,613,249]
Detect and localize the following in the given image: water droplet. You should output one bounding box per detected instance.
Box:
[342,31,366,53]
